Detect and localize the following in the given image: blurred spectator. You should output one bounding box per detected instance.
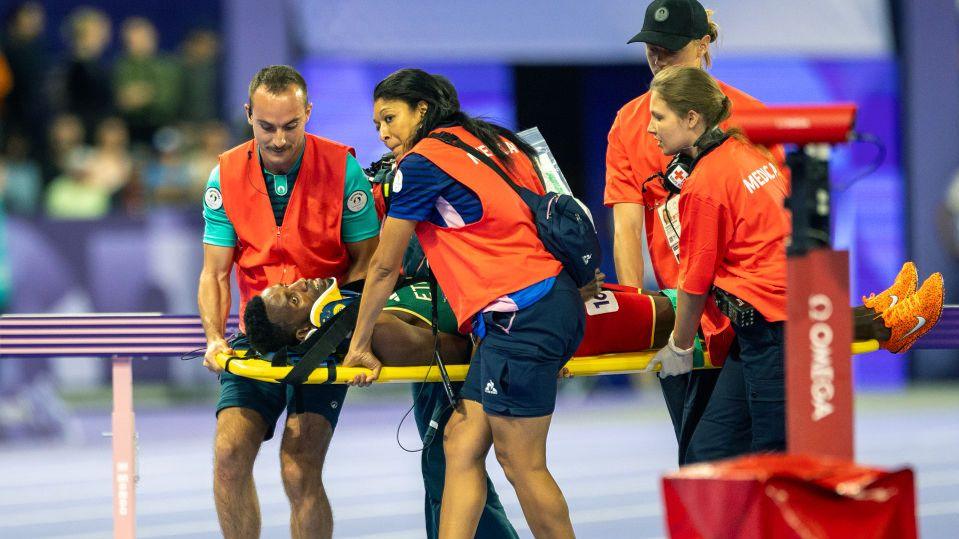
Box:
[2,2,49,158]
[61,6,114,144]
[938,168,959,259]
[145,126,192,206]
[45,148,110,219]
[0,159,8,312]
[86,117,133,195]
[1,133,41,215]
[114,17,182,145]
[44,113,87,184]
[185,120,230,196]
[179,29,220,123]
[0,48,11,114]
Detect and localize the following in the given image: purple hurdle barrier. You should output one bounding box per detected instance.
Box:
[0,313,239,539]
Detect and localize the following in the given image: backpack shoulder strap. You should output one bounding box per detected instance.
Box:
[427,132,527,198]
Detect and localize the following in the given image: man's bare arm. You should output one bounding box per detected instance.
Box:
[371,312,470,367]
[342,236,379,286]
[198,244,235,372]
[612,203,646,288]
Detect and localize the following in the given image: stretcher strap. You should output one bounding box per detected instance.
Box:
[323,360,337,385]
[281,303,359,385]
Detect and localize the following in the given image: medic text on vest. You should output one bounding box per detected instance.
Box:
[741,161,780,194]
[466,140,520,164]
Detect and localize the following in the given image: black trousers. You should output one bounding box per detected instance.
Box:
[411,382,518,539]
[659,368,722,465]
[684,318,786,464]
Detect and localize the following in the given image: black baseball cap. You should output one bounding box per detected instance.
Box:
[628,0,709,52]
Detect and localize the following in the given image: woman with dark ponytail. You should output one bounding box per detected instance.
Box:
[374,69,537,169]
[344,68,584,538]
[361,71,521,539]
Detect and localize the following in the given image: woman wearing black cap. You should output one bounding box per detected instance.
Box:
[603,0,787,464]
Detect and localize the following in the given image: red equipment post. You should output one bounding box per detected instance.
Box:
[786,250,854,459]
[735,107,858,459]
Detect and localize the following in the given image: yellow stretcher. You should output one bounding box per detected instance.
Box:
[216,340,881,384]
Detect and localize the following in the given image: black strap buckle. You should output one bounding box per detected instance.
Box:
[713,287,758,328]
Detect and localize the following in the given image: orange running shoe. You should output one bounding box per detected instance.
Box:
[863,261,919,315]
[880,272,944,353]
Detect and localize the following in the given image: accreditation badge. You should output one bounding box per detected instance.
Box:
[657,195,681,262]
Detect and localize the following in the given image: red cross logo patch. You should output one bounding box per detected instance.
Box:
[669,166,688,186]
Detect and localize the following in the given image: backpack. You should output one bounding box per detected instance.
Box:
[428,132,601,288]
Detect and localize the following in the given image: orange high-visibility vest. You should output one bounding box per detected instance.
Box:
[401,126,562,332]
[219,133,354,327]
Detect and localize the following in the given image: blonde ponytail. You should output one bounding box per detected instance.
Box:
[703,9,720,68]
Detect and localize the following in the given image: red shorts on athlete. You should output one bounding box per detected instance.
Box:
[576,284,657,357]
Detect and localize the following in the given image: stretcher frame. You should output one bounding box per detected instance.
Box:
[214,340,882,384]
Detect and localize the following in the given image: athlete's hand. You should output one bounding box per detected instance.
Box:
[646,333,694,379]
[203,337,232,373]
[579,268,607,302]
[342,347,382,387]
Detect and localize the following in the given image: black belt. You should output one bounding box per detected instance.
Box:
[713,287,758,328]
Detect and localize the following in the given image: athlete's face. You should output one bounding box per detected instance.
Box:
[373,98,427,158]
[246,85,312,174]
[645,37,710,75]
[260,278,331,340]
[647,91,702,156]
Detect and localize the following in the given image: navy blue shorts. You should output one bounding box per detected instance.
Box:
[461,272,585,417]
[216,334,348,440]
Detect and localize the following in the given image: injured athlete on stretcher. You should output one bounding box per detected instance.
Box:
[239,261,940,374]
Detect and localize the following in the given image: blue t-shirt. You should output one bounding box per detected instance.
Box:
[387,154,484,227]
[202,151,379,247]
